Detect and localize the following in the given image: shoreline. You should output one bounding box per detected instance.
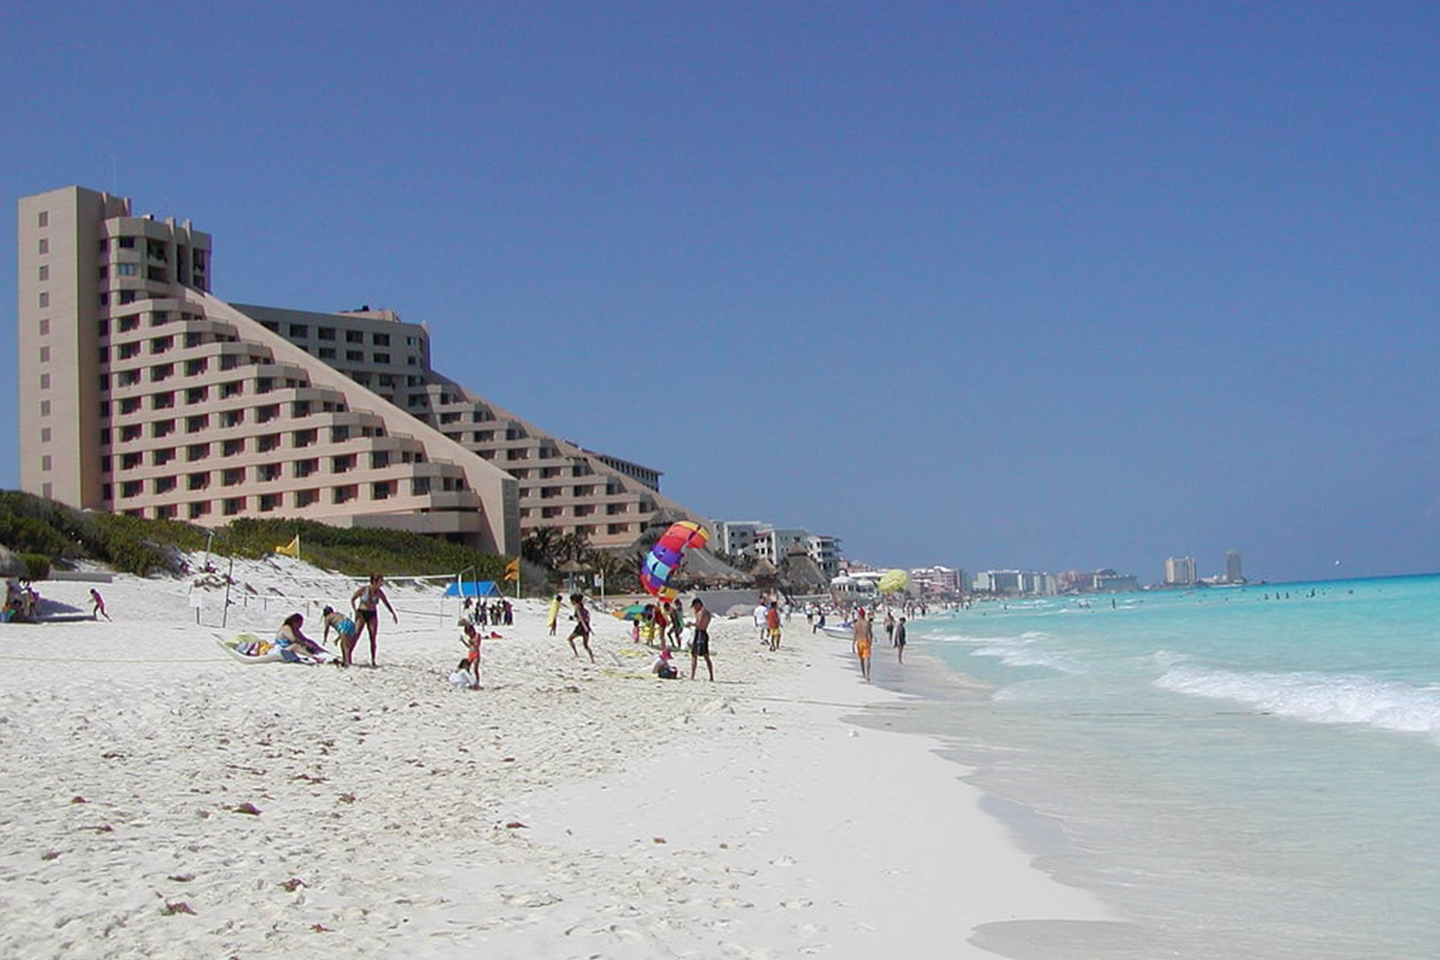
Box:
[0,567,1115,959]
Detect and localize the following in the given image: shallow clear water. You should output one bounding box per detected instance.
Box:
[905,575,1440,960]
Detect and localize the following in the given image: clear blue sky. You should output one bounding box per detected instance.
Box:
[5,2,1440,583]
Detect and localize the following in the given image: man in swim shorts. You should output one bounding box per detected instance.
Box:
[853,608,873,682]
[690,597,714,681]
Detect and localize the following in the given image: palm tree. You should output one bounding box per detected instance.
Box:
[521,526,562,567]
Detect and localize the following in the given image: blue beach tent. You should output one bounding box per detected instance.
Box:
[444,580,503,598]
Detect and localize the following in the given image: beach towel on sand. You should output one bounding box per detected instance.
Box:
[215,633,286,663]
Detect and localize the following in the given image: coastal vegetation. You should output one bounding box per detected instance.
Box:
[0,490,510,581]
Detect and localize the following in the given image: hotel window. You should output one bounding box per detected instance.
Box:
[222,438,244,456]
[259,463,282,482]
[38,319,49,335]
[119,316,140,332]
[38,265,49,281]
[151,336,173,354]
[332,454,355,473]
[185,358,208,376]
[152,419,175,438]
[187,472,209,491]
[152,391,175,410]
[188,502,211,520]
[289,324,309,338]
[259,493,281,512]
[41,427,51,442]
[39,238,49,254]
[37,211,47,227]
[331,425,350,442]
[118,236,135,249]
[220,410,244,428]
[153,448,175,466]
[120,424,142,441]
[40,373,50,389]
[318,327,336,341]
[99,292,109,307]
[154,476,177,495]
[295,488,319,508]
[318,347,335,359]
[116,263,137,277]
[39,292,49,308]
[185,386,208,404]
[222,468,245,486]
[332,485,357,504]
[221,381,242,398]
[256,404,279,424]
[373,353,390,365]
[150,364,174,382]
[40,399,51,416]
[346,350,363,362]
[186,414,209,433]
[118,370,141,387]
[293,458,318,478]
[118,291,136,305]
[122,481,143,498]
[294,428,317,448]
[372,481,393,500]
[346,330,363,343]
[187,443,210,462]
[223,498,245,516]
[257,434,281,453]
[41,455,52,472]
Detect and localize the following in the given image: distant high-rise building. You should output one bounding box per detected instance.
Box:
[1165,556,1197,586]
[1225,550,1243,583]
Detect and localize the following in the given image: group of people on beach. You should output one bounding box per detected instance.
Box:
[849,607,906,682]
[267,573,397,666]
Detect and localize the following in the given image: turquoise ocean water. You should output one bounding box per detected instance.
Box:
[902,574,1440,960]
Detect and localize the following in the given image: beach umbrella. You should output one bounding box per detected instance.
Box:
[877,569,910,594]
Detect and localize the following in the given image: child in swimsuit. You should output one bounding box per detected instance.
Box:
[321,606,360,667]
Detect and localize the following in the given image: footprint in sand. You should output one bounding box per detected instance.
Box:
[711,896,754,910]
[779,898,813,909]
[770,855,796,867]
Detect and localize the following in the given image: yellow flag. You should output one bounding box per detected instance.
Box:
[503,557,520,581]
[275,535,300,558]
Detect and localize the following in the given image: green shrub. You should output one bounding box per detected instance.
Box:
[18,553,50,580]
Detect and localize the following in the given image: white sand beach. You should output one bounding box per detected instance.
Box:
[0,559,1114,959]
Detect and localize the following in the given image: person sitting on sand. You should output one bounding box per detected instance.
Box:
[565,593,595,662]
[89,588,111,621]
[351,574,397,666]
[455,622,482,688]
[321,606,359,667]
[275,613,330,663]
[652,646,678,679]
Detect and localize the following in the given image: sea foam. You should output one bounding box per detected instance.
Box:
[1157,665,1440,739]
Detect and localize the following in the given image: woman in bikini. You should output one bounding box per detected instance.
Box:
[321,605,360,667]
[350,574,397,666]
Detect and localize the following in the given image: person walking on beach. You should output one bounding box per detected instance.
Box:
[546,594,562,636]
[853,608,873,682]
[565,592,595,662]
[89,588,110,621]
[690,598,714,681]
[766,600,782,651]
[351,573,397,667]
[884,610,896,646]
[753,600,768,645]
[896,616,907,665]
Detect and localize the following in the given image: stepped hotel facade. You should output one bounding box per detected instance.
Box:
[16,186,698,555]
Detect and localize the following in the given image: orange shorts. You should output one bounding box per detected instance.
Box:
[856,639,872,659]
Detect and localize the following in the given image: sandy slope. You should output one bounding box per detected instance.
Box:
[0,559,1111,959]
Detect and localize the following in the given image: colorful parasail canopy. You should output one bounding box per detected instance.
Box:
[639,521,709,600]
